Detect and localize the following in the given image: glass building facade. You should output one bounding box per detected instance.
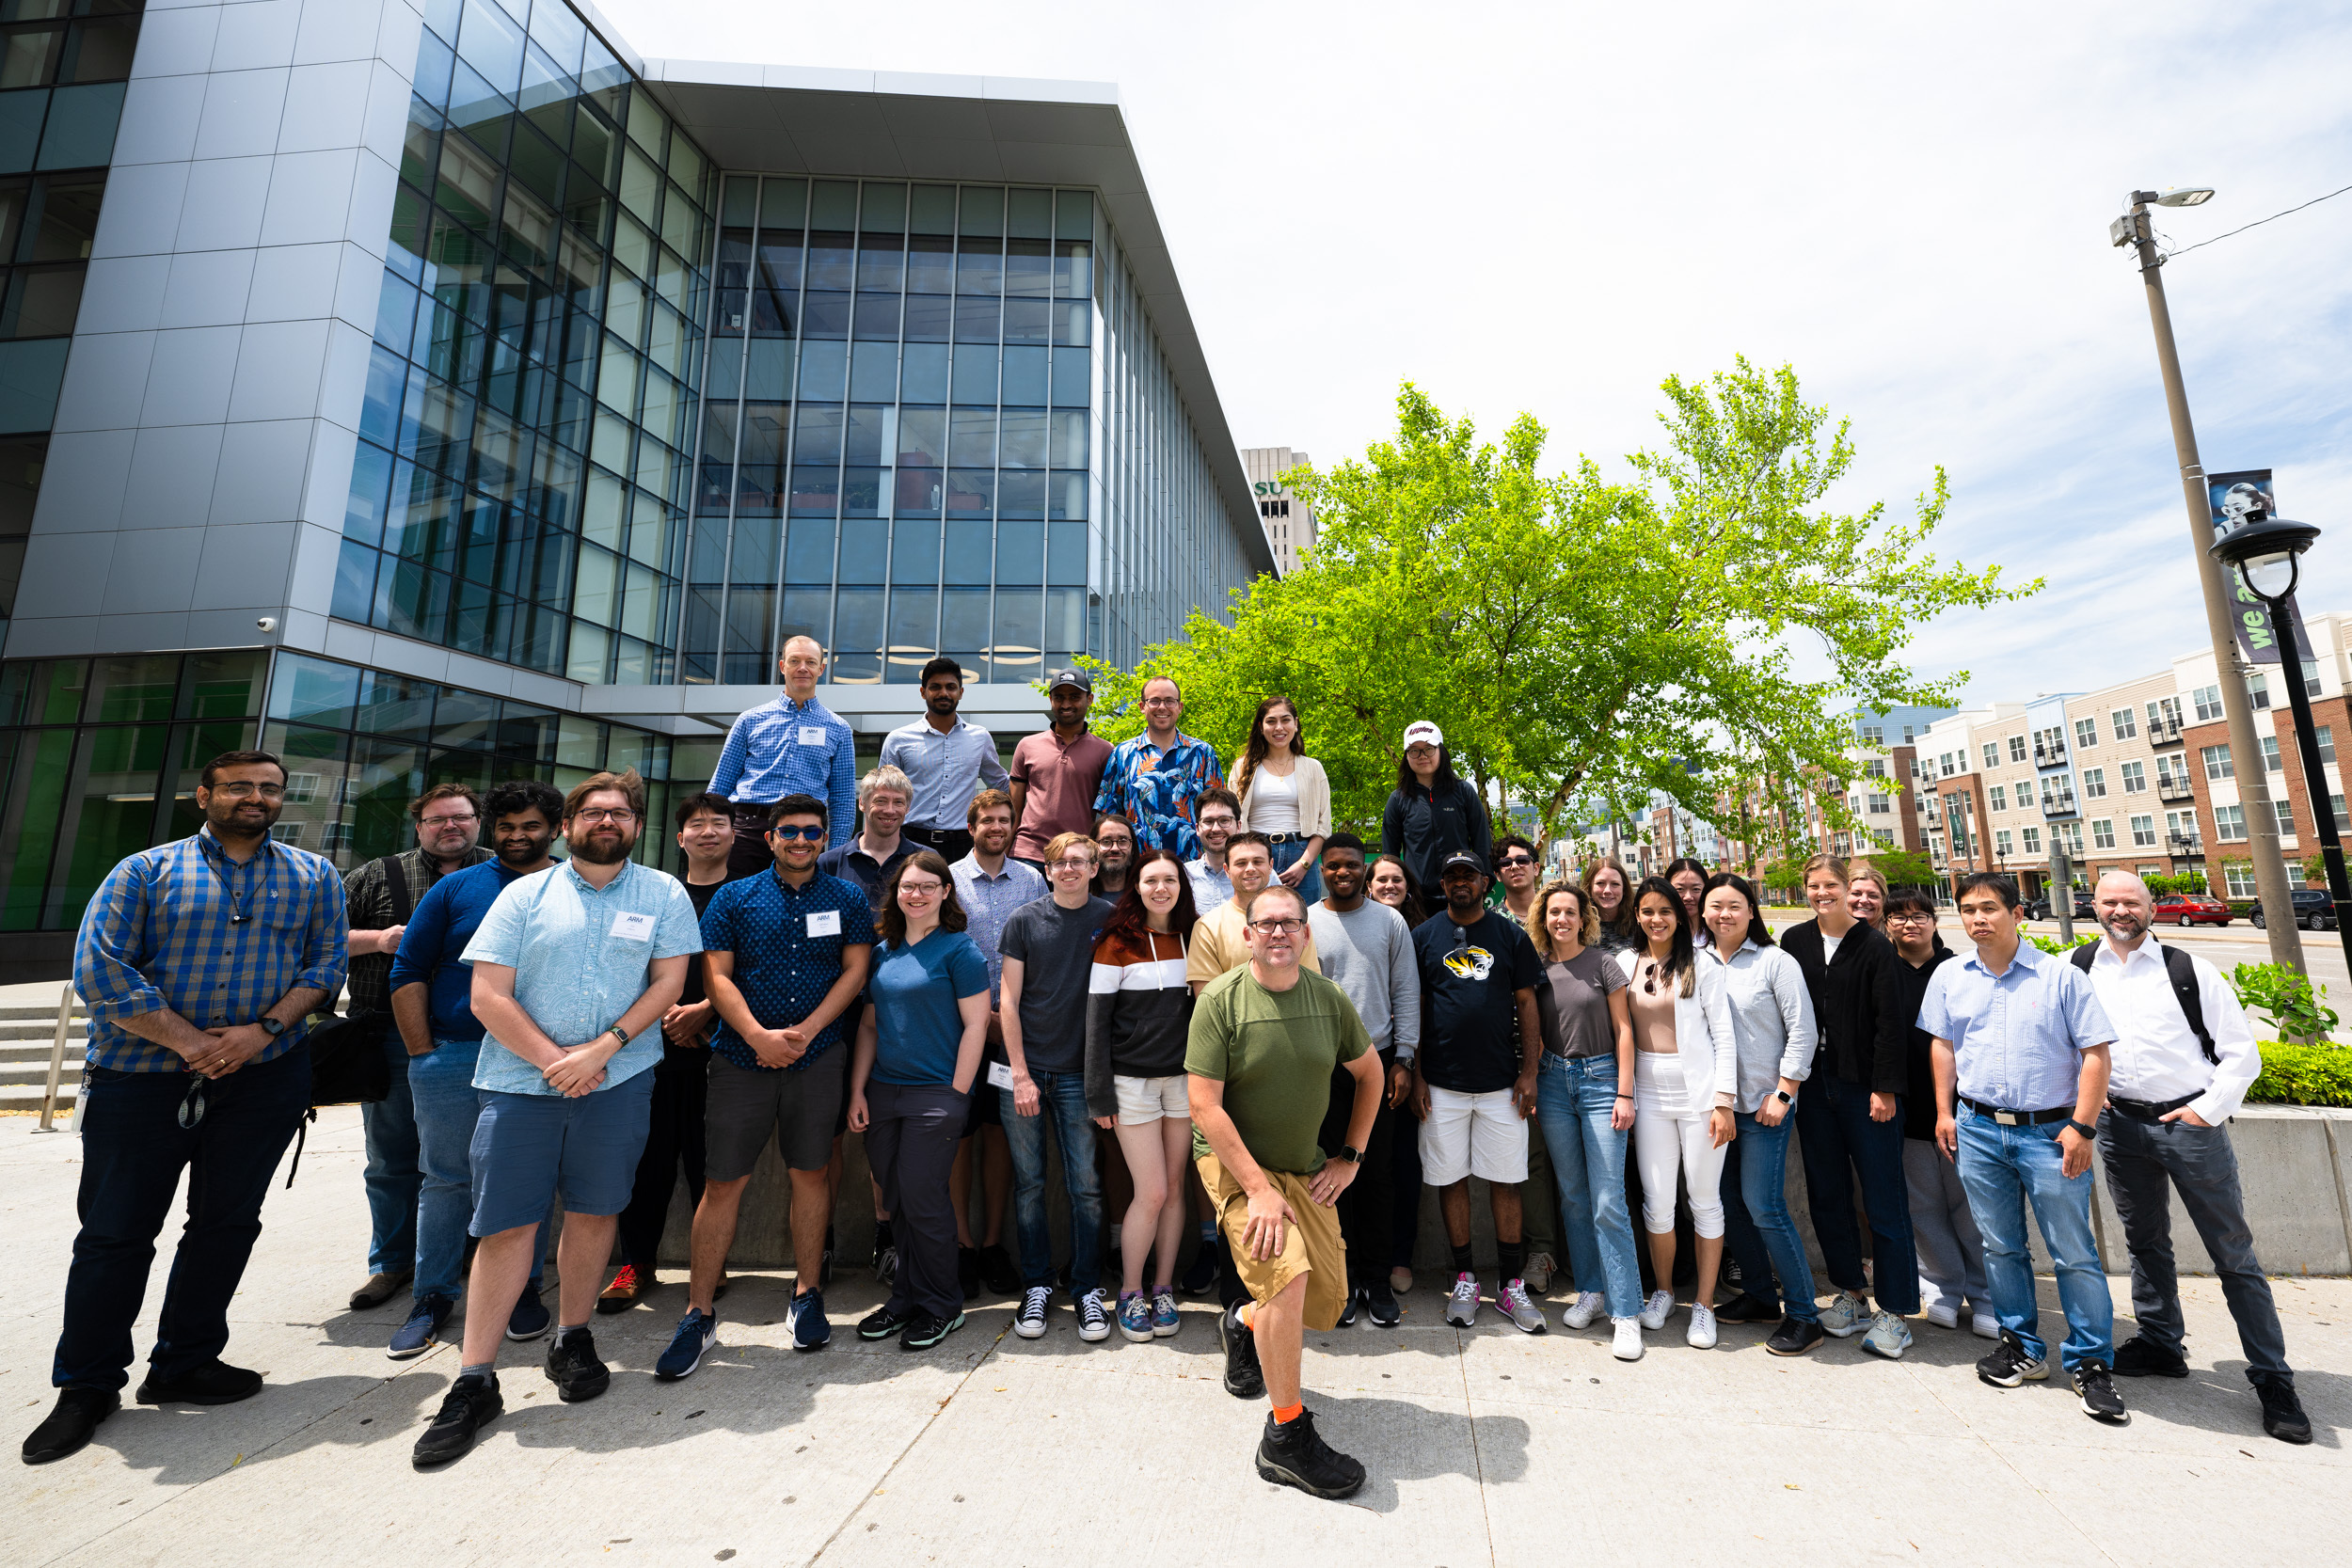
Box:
[0,0,1269,962]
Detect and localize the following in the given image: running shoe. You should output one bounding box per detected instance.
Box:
[789,1290,831,1352]
[655,1308,717,1381]
[1443,1272,1481,1327]
[1818,1290,1870,1338]
[1975,1329,2048,1387]
[1499,1278,1547,1334]
[387,1293,455,1360]
[1638,1289,1675,1331]
[1859,1309,1913,1361]
[1563,1291,1605,1330]
[2073,1361,2128,1424]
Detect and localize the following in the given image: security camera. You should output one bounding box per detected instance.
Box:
[257,616,278,633]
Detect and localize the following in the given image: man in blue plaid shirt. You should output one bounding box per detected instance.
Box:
[24,750,346,1467]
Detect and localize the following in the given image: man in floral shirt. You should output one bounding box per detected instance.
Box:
[1092,676,1224,860]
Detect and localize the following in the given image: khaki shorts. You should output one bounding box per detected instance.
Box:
[1196,1149,1348,1332]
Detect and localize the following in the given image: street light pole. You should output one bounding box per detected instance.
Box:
[2114,188,2304,972]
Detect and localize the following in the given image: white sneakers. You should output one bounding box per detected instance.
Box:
[1685,1303,1718,1350]
[1637,1289,1675,1331]
[1972,1312,1999,1339]
[1520,1252,1556,1294]
[1563,1291,1605,1330]
[1443,1272,1481,1327]
[1926,1302,1961,1330]
[1612,1317,1645,1361]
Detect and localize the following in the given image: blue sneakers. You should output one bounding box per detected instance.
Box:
[388,1293,455,1360]
[1150,1287,1182,1338]
[656,1308,718,1381]
[504,1288,552,1343]
[1118,1291,1153,1342]
[790,1290,831,1352]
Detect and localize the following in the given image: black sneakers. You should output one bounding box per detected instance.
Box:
[1255,1407,1366,1499]
[135,1361,262,1405]
[977,1243,1019,1295]
[2071,1361,2128,1424]
[858,1305,917,1341]
[412,1372,501,1467]
[1219,1302,1264,1400]
[1362,1281,1402,1327]
[958,1246,982,1302]
[1764,1315,1824,1356]
[900,1310,965,1351]
[1976,1330,2048,1387]
[2111,1336,2190,1379]
[544,1327,611,1402]
[22,1386,118,1465]
[2256,1378,2312,1445]
[1714,1291,1782,1324]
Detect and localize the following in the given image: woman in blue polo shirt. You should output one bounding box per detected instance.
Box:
[848,849,990,1352]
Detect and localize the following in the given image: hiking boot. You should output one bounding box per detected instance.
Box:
[1220,1302,1264,1400]
[2072,1361,2128,1424]
[2112,1336,2189,1379]
[1976,1330,2047,1387]
[1255,1406,1366,1500]
[2257,1378,2312,1445]
[1765,1315,1824,1357]
[544,1327,611,1402]
[22,1386,117,1465]
[411,1373,500,1468]
[596,1263,641,1315]
[654,1308,717,1381]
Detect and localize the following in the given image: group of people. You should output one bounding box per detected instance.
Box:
[18,638,2317,1505]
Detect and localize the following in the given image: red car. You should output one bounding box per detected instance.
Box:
[2152,892,2231,927]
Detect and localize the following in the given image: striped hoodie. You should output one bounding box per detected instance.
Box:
[1085,927,1195,1119]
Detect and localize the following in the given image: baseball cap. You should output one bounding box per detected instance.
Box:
[1439,850,1486,877]
[1045,668,1092,694]
[1402,721,1444,749]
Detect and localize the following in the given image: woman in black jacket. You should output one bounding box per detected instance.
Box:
[1776,853,1920,1360]
[1380,721,1490,894]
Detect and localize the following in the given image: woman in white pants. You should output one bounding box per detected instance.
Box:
[1617,877,1738,1346]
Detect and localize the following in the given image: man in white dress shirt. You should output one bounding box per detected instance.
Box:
[2076,871,2309,1444]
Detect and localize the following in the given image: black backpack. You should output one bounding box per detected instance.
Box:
[2069,941,2216,1064]
[306,854,419,1108]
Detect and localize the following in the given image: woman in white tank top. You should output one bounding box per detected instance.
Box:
[1232,696,1331,900]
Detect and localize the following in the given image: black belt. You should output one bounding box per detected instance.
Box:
[1959,1095,2074,1127]
[2107,1091,2199,1121]
[905,825,961,843]
[1263,832,1310,845]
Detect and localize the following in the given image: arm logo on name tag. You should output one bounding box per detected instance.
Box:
[610,911,656,942]
[807,909,842,937]
[799,725,827,746]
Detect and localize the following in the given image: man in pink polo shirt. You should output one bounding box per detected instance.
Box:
[1008,670,1114,870]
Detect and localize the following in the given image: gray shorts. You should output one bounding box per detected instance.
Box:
[706,1046,847,1179]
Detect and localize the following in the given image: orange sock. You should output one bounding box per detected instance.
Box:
[1238,1303,1256,1333]
[1273,1402,1304,1424]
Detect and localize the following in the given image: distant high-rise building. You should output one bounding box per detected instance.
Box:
[1244,448,1314,575]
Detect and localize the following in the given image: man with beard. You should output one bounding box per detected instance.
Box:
[1009,668,1113,871]
[2074,871,2310,1444]
[410,769,700,1467]
[882,656,1009,865]
[343,784,490,1312]
[25,752,345,1466]
[948,788,1041,1297]
[1091,813,1136,900]
[376,780,567,1360]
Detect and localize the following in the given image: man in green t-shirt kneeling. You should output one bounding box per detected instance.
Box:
[1187,881,1384,1500]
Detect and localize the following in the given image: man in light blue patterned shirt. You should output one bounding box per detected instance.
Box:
[411,769,701,1468]
[710,635,858,878]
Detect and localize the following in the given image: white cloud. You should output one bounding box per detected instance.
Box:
[595,0,2352,705]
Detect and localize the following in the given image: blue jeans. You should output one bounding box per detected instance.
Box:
[1534,1053,1642,1319]
[1957,1112,2113,1370]
[358,1028,419,1275]
[411,1038,543,1303]
[1267,836,1323,902]
[999,1069,1104,1292]
[1794,1074,1920,1313]
[1720,1109,1819,1323]
[55,1048,310,1390]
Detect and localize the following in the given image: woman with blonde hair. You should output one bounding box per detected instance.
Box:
[1846,859,1890,932]
[1581,856,1640,954]
[1231,695,1331,901]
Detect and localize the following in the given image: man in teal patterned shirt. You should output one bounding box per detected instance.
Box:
[1092,675,1225,860]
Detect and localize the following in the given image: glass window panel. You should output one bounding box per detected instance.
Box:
[851,292,899,340]
[899,341,946,401]
[1053,239,1090,299]
[788,465,840,519]
[1050,345,1089,406]
[1046,587,1087,660]
[896,406,946,467]
[48,722,172,929]
[855,231,903,292]
[905,232,954,294]
[27,660,85,726]
[344,441,396,546]
[950,293,998,344]
[0,726,69,930]
[909,183,957,235]
[998,407,1047,468]
[841,467,884,521]
[955,233,1002,295]
[943,518,991,585]
[991,591,1041,678]
[958,186,1003,237]
[0,27,61,91]
[743,337,793,400]
[845,404,893,467]
[565,621,608,683]
[946,467,993,522]
[951,344,996,404]
[995,517,1043,578]
[891,519,940,584]
[786,518,835,582]
[659,182,698,261]
[706,333,743,400]
[728,515,780,587]
[859,181,907,234]
[458,0,525,95]
[1006,188,1052,240]
[720,176,755,228]
[1053,299,1089,345]
[940,584,990,656]
[1049,470,1088,521]
[625,88,666,158]
[268,653,360,729]
[573,542,618,626]
[1047,520,1087,582]
[779,586,831,651]
[901,293,951,342]
[580,467,625,548]
[178,651,265,722]
[1048,410,1088,468]
[758,176,807,229]
[946,407,994,467]
[1004,236,1052,297]
[894,467,942,519]
[797,339,846,401]
[803,228,854,293]
[618,144,660,225]
[833,585,883,650]
[848,340,897,401]
[1002,297,1051,345]
[507,118,562,206]
[793,404,844,467]
[355,670,437,740]
[809,180,857,230]
[612,212,653,280]
[1054,190,1093,240]
[1000,344,1046,404]
[723,586,774,676]
[885,591,939,683]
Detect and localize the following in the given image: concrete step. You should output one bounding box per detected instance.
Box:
[1,1062,75,1086]
[0,1023,86,1044]
[0,1004,83,1022]
[0,1041,75,1064]
[0,1081,72,1113]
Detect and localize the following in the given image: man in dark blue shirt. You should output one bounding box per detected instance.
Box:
[656,793,874,1375]
[380,780,564,1362]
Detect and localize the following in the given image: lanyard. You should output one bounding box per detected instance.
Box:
[201,841,262,925]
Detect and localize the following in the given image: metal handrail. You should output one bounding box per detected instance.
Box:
[37,983,78,1133]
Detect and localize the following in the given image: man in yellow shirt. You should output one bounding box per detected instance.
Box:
[1186,833,1319,988]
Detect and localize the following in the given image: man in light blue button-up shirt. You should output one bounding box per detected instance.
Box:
[411,770,700,1467]
[881,657,1009,862]
[1918,871,2122,1410]
[710,636,858,877]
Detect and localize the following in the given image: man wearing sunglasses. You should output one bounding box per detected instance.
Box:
[659,794,874,1376]
[29,751,345,1466]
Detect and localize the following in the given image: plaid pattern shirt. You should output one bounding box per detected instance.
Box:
[75,825,349,1073]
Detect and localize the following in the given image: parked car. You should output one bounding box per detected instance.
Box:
[2151,892,2232,927]
[2249,888,2337,930]
[2025,894,2095,922]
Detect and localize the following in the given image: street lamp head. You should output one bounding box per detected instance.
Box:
[2155,186,2217,208]
[2208,514,2321,603]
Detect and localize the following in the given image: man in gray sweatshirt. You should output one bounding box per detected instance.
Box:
[1307,833,1421,1324]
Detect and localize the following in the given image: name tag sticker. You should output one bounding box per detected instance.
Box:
[610,911,656,942]
[987,1060,1016,1089]
[807,909,842,937]
[799,725,827,746]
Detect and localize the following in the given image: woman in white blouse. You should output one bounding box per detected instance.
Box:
[1231,696,1330,900]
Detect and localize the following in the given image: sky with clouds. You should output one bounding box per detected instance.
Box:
[598,0,2352,710]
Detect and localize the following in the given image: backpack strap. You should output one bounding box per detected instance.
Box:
[384,854,417,927]
[2069,941,2215,1064]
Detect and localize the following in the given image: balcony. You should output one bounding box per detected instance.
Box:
[2167,832,2203,855]
[2157,778,2195,803]
[2149,716,2185,747]
[2040,792,2079,818]
[2034,740,2068,766]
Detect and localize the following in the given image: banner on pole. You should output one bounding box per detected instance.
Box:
[2207,469,2312,667]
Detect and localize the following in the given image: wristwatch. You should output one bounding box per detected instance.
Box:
[1774,1089,1793,1106]
[1337,1146,1362,1164]
[2064,1118,2097,1140]
[606,1026,629,1049]
[259,1017,285,1037]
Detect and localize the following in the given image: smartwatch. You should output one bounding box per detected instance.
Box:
[259,1017,285,1038]
[1337,1146,1362,1164]
[1774,1089,1793,1106]
[606,1026,630,1050]
[2064,1118,2096,1140]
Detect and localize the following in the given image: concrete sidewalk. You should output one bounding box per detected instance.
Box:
[5,1109,2345,1568]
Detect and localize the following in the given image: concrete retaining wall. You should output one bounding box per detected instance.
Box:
[654,1103,2352,1280]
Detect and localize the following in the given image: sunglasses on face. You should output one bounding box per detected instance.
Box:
[770,825,824,841]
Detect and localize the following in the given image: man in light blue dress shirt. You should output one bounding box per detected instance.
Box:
[881,655,1009,865]
[410,768,702,1468]
[1920,871,2124,1424]
[710,635,858,878]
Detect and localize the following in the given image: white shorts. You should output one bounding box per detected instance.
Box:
[1114,1073,1190,1126]
[1418,1085,1529,1185]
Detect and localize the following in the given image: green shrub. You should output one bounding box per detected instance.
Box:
[2227,962,2339,1044]
[2247,1042,2352,1108]
[2025,930,2097,955]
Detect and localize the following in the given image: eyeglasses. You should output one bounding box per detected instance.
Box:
[420,813,478,828]
[573,808,637,825]
[1248,918,1305,935]
[769,824,824,841]
[1886,911,1935,926]
[211,782,284,800]
[898,880,944,895]
[1142,697,1180,707]
[1050,857,1098,871]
